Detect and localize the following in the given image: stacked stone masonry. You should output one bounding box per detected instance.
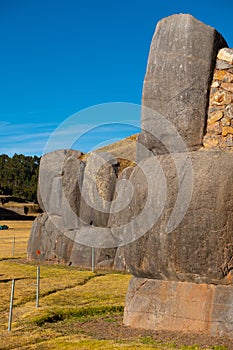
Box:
[204,48,233,149]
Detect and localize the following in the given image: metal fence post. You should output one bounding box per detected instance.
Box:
[36,266,40,308]
[12,237,15,257]
[8,279,15,332]
[91,247,95,272]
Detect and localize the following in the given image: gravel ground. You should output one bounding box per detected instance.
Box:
[74,315,233,349]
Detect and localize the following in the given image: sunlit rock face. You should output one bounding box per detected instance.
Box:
[137,13,227,159]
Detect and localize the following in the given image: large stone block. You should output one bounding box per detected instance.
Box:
[124,277,233,337]
[27,213,73,263]
[38,149,83,214]
[79,152,117,227]
[139,14,227,157]
[123,150,233,284]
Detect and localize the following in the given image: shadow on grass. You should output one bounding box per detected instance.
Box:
[0,207,36,221]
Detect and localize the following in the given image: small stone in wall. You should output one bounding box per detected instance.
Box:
[225,104,233,119]
[214,70,233,83]
[211,81,220,88]
[203,135,220,148]
[221,117,231,126]
[207,121,222,135]
[219,134,233,148]
[216,59,232,70]
[221,82,233,93]
[217,48,233,64]
[222,126,233,136]
[208,110,222,124]
[211,90,232,105]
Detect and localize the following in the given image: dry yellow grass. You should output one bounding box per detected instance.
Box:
[0,220,34,259]
[79,134,138,162]
[0,222,228,349]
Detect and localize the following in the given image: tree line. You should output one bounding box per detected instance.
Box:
[0,154,40,202]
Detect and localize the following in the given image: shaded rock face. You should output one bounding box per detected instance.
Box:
[138,14,227,159]
[123,151,233,285]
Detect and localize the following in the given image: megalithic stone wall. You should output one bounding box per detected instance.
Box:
[204,48,233,148]
[27,148,133,270]
[27,12,233,337]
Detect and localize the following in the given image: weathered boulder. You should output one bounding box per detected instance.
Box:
[37,149,83,216]
[138,14,227,158]
[27,213,73,263]
[123,150,233,285]
[79,152,118,227]
[124,277,233,337]
[108,166,135,270]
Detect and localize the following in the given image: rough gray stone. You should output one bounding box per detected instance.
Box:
[113,246,128,271]
[108,166,135,229]
[38,149,83,213]
[69,243,94,267]
[123,150,233,284]
[138,14,227,158]
[28,213,118,268]
[79,152,117,227]
[27,213,73,263]
[216,59,233,70]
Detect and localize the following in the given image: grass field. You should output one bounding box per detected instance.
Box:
[0,220,33,259]
[0,221,231,349]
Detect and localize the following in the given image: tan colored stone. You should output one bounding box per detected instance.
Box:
[214,70,233,82]
[216,59,232,70]
[222,126,233,136]
[217,48,233,64]
[207,121,222,135]
[226,134,233,146]
[214,70,227,81]
[211,90,232,105]
[124,277,233,337]
[219,135,233,148]
[208,110,222,124]
[225,104,233,119]
[221,82,233,93]
[203,135,219,148]
[211,81,220,88]
[221,117,231,127]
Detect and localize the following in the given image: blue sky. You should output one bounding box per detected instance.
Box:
[0,0,233,156]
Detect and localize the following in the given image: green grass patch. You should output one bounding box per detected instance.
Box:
[33,305,124,326]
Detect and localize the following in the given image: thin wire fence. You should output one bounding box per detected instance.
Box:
[0,235,28,258]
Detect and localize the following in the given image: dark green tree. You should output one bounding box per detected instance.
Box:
[0,154,40,202]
